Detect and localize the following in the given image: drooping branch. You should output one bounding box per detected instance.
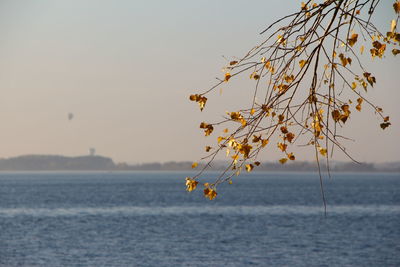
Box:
[186,0,399,204]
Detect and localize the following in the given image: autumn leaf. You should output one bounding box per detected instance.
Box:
[319,147,327,157]
[190,94,208,111]
[278,142,287,152]
[288,153,295,161]
[332,109,340,122]
[391,20,397,33]
[363,72,376,87]
[348,33,358,47]
[224,72,232,82]
[245,164,254,172]
[229,61,238,66]
[299,60,307,68]
[394,1,400,14]
[231,154,239,164]
[278,114,285,123]
[285,132,295,143]
[380,122,391,129]
[252,135,261,143]
[204,185,217,200]
[339,53,348,67]
[200,122,214,136]
[392,49,400,56]
[279,158,288,164]
[191,162,198,168]
[370,41,386,58]
[239,144,252,158]
[205,146,212,152]
[250,72,260,80]
[356,98,363,111]
[189,94,199,101]
[280,126,288,134]
[284,74,294,83]
[230,112,242,120]
[261,139,269,147]
[185,177,198,192]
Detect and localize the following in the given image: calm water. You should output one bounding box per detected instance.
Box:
[0,172,399,266]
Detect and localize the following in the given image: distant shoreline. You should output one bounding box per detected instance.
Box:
[0,154,399,173]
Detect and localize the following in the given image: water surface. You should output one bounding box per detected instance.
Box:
[1,172,399,266]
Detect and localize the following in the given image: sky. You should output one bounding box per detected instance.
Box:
[0,0,398,164]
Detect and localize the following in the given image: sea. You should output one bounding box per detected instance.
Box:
[0,172,399,266]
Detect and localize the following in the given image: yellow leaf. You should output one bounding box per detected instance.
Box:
[230,112,242,120]
[363,72,376,87]
[261,139,269,147]
[284,74,294,83]
[250,72,260,80]
[224,72,231,82]
[204,186,217,200]
[245,164,254,172]
[348,33,358,47]
[279,158,288,164]
[191,162,198,168]
[288,153,295,161]
[391,20,397,33]
[189,94,198,101]
[185,177,198,192]
[351,82,357,90]
[200,123,213,136]
[223,128,229,133]
[356,98,363,112]
[231,154,239,163]
[250,108,255,115]
[360,45,364,54]
[226,148,230,157]
[277,142,287,152]
[270,67,276,74]
[319,148,327,157]
[339,53,348,67]
[198,96,207,111]
[299,60,307,68]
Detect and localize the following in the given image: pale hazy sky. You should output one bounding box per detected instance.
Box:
[0,0,398,163]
